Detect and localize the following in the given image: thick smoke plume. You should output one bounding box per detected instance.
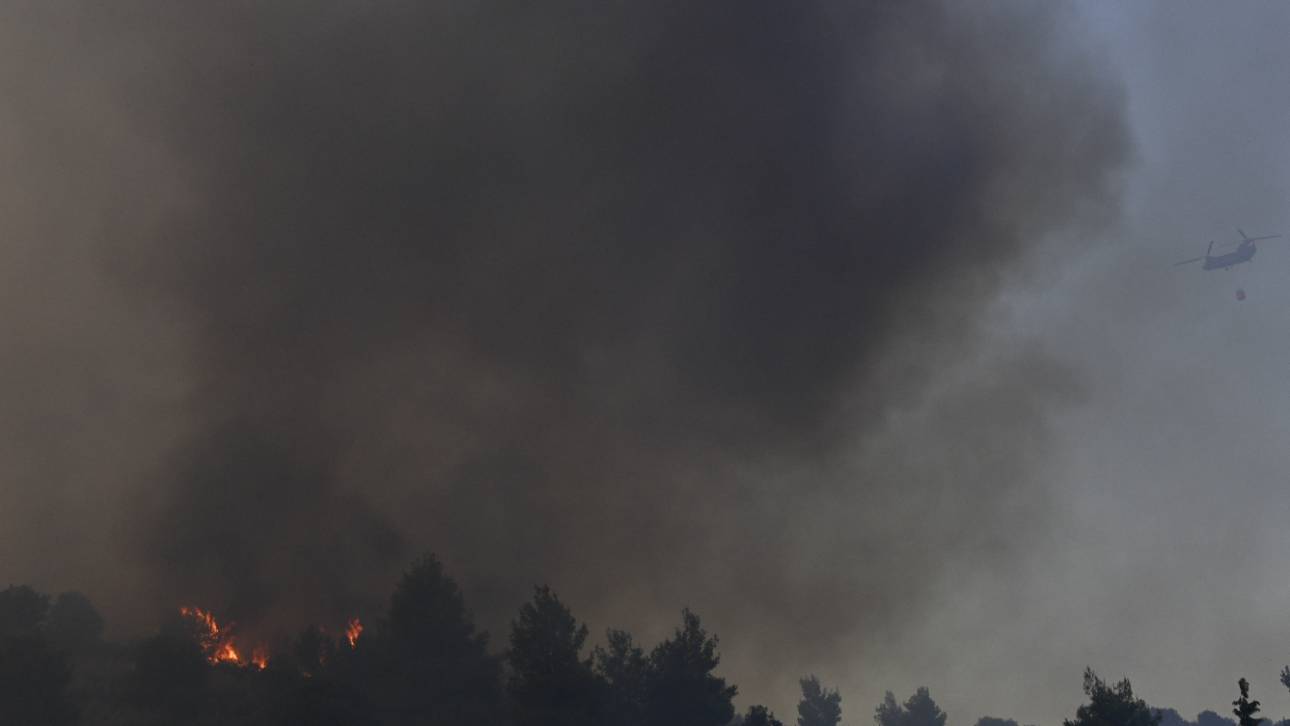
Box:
[0,0,1126,711]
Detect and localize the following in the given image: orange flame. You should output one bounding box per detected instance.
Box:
[180,606,225,659]
[179,606,265,670]
[346,618,363,648]
[215,642,241,664]
[179,606,220,635]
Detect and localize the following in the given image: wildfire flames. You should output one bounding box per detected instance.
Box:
[179,606,265,670]
[216,642,242,665]
[179,607,362,671]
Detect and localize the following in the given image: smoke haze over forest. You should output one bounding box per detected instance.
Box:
[2,2,1289,723]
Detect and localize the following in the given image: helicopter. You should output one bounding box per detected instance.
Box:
[1174,228,1281,271]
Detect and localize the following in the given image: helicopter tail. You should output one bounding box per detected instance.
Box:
[1237,229,1279,243]
[1173,240,1213,266]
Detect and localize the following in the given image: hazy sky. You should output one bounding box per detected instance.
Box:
[911,3,1290,724]
[3,3,1290,725]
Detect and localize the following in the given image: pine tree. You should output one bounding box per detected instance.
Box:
[745,704,786,726]
[372,554,503,726]
[594,628,649,726]
[1063,668,1161,726]
[507,585,600,726]
[798,675,843,726]
[643,609,737,726]
[904,687,947,726]
[1232,678,1261,726]
[875,687,946,726]
[876,691,904,726]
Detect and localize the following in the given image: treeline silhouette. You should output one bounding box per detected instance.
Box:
[0,554,1285,726]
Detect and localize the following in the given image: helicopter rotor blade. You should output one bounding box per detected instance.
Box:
[1174,257,1204,266]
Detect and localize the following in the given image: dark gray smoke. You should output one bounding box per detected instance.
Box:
[0,0,1127,713]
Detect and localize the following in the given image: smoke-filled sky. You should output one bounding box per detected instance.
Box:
[3,1,1290,724]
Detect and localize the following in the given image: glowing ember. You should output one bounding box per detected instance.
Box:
[251,647,268,670]
[346,618,363,648]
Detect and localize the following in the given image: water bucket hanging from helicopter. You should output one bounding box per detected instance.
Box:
[1171,228,1282,301]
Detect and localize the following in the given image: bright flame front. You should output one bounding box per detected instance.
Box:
[179,606,260,669]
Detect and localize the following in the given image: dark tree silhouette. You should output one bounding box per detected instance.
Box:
[905,688,948,726]
[1153,706,1237,726]
[132,622,211,720]
[46,590,104,653]
[744,704,787,726]
[270,668,378,726]
[595,628,650,726]
[1195,711,1237,726]
[0,585,76,725]
[798,675,843,726]
[229,624,376,726]
[643,609,737,726]
[1063,668,1161,726]
[876,691,905,726]
[875,688,947,726]
[0,633,77,726]
[370,554,504,726]
[1232,678,1261,726]
[1153,707,1189,726]
[0,585,49,638]
[976,718,1021,726]
[507,585,601,726]
[290,624,336,677]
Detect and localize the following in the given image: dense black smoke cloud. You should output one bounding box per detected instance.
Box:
[0,0,1126,712]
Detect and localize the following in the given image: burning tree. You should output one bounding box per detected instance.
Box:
[178,606,259,668]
